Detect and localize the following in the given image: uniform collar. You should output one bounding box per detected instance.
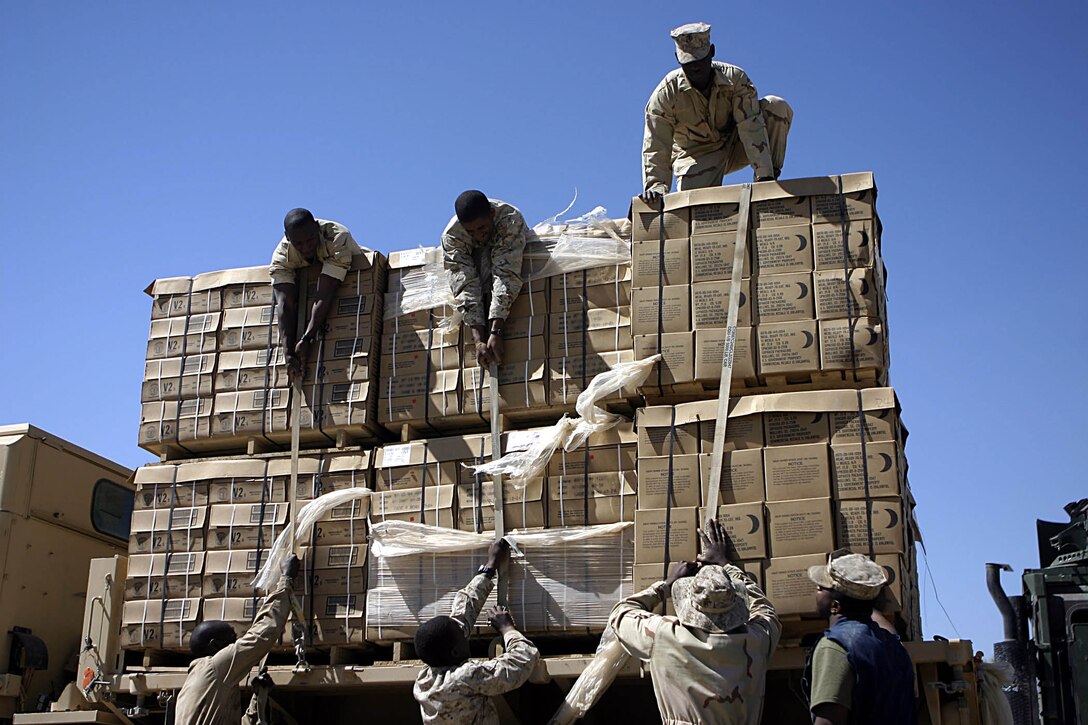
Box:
[675,62,730,94]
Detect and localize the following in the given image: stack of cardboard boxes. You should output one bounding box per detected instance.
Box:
[140,253,387,456]
[629,173,887,392]
[121,452,372,650]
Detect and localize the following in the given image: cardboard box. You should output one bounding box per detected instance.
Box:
[463,335,547,365]
[636,400,764,457]
[831,441,901,499]
[461,361,548,414]
[635,507,699,564]
[694,327,757,381]
[690,230,751,283]
[548,439,636,478]
[630,285,691,335]
[120,598,200,650]
[813,219,880,271]
[818,318,886,371]
[675,186,741,236]
[757,321,820,375]
[632,238,690,287]
[766,497,834,558]
[201,598,265,641]
[382,342,461,379]
[691,280,752,328]
[309,498,370,546]
[303,543,367,586]
[218,269,274,309]
[551,280,631,311]
[755,273,814,323]
[550,305,630,337]
[129,507,207,554]
[753,195,811,229]
[810,173,876,224]
[716,503,767,560]
[147,276,222,319]
[550,350,638,406]
[701,448,765,504]
[764,444,832,502]
[764,410,829,447]
[875,554,906,613]
[813,268,883,321]
[134,465,209,509]
[547,494,636,527]
[203,549,268,598]
[142,354,216,402]
[215,349,291,392]
[146,312,220,360]
[829,406,899,446]
[213,389,289,438]
[206,502,291,551]
[292,453,372,500]
[631,197,690,241]
[169,459,275,505]
[219,306,280,352]
[456,479,546,532]
[125,552,204,600]
[764,554,824,616]
[638,455,702,509]
[377,369,460,425]
[548,470,637,500]
[552,264,632,291]
[139,400,214,447]
[381,326,461,356]
[633,332,694,386]
[754,224,814,274]
[370,485,456,528]
[739,560,764,590]
[375,435,488,490]
[835,497,905,553]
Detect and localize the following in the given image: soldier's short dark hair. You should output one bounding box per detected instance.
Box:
[415,615,464,667]
[284,207,316,230]
[190,620,236,658]
[454,190,491,224]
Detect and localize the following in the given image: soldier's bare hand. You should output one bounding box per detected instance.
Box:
[486,538,511,568]
[697,519,732,567]
[475,342,493,368]
[639,189,664,205]
[281,554,301,579]
[486,334,504,366]
[487,606,516,633]
[665,560,699,586]
[285,353,303,385]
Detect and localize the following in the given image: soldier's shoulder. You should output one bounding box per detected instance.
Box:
[650,69,684,100]
[714,61,752,85]
[491,200,525,224]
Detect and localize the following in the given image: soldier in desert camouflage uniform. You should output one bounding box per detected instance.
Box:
[640,22,793,204]
[441,190,530,367]
[413,539,540,724]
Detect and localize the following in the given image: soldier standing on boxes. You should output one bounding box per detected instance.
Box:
[639,22,793,204]
[441,190,530,368]
[804,550,916,725]
[413,539,540,724]
[608,520,781,724]
[269,208,365,381]
[175,554,299,725]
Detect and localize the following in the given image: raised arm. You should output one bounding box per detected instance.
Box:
[458,606,540,696]
[609,561,697,659]
[449,539,509,634]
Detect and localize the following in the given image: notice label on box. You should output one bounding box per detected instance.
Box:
[381,444,413,468]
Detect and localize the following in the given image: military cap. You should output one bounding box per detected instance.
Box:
[808,549,888,601]
[671,564,749,633]
[670,22,712,64]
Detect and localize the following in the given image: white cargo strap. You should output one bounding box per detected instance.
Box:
[702,183,752,524]
[489,361,507,606]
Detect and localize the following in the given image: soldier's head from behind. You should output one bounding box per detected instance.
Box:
[415,615,472,668]
[284,208,321,260]
[671,565,750,634]
[671,22,715,91]
[190,620,237,658]
[454,190,495,243]
[809,549,887,619]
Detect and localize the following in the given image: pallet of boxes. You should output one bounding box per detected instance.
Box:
[124,252,387,658]
[629,172,920,642]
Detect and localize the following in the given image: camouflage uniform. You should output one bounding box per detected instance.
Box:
[441,200,529,328]
[268,219,362,285]
[413,574,540,724]
[609,565,781,725]
[643,63,793,194]
[174,576,292,725]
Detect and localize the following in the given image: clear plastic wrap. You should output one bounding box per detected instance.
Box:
[468,355,661,485]
[367,521,633,639]
[977,661,1015,725]
[547,629,631,725]
[251,488,372,591]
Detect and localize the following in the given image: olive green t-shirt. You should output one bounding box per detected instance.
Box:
[810,638,855,712]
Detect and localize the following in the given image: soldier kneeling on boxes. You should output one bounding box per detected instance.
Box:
[175,553,300,725]
[413,538,540,724]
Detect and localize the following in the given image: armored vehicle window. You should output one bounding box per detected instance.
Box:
[92,479,134,540]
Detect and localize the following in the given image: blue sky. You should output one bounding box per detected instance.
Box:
[2,1,1085,656]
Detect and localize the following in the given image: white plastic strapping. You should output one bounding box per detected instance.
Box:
[546,630,631,725]
[369,519,632,558]
[251,488,372,591]
[468,355,661,486]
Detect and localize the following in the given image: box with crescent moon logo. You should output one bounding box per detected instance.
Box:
[831,441,902,499]
[754,224,814,274]
[715,502,767,559]
[756,321,820,375]
[835,497,906,553]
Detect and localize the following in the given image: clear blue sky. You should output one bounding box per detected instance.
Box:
[2,1,1085,656]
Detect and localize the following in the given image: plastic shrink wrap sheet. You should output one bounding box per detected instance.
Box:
[366,521,633,640]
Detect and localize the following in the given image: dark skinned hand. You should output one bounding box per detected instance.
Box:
[697,518,732,567]
[665,560,699,587]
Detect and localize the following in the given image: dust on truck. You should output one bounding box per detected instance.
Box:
[0,425,134,720]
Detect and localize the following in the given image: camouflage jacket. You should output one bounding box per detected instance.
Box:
[609,565,781,725]
[174,576,292,725]
[440,200,528,328]
[268,219,361,286]
[643,62,773,193]
[413,574,540,724]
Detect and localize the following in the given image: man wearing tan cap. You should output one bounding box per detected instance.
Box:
[640,22,793,204]
[805,550,916,725]
[609,520,780,724]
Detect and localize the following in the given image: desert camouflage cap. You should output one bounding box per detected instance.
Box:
[808,549,887,601]
[671,564,749,633]
[670,22,712,64]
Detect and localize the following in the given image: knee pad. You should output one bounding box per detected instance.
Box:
[761,96,794,124]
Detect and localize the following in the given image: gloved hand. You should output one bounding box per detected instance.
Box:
[281,553,301,579]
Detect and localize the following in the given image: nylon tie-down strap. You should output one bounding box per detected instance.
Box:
[702,183,753,524]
